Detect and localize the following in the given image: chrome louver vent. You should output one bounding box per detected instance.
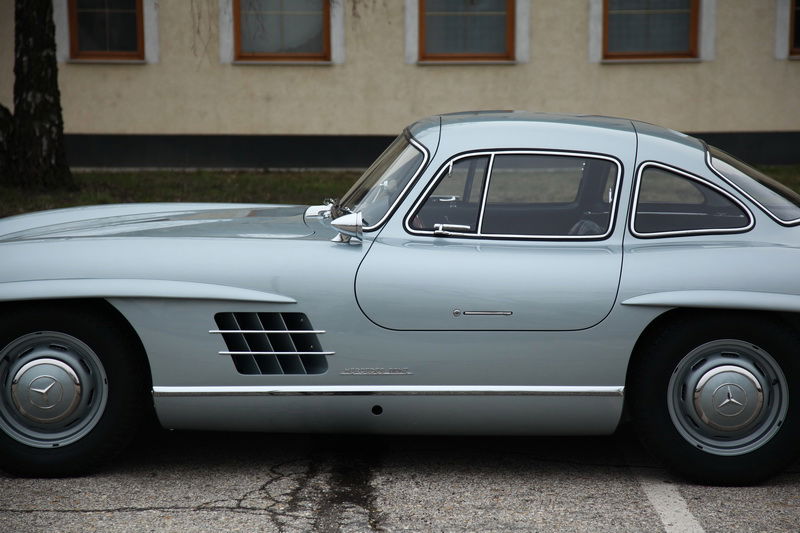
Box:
[212,312,331,375]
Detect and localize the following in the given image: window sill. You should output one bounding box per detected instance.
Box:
[600,57,702,64]
[416,60,518,66]
[232,60,333,66]
[67,59,147,65]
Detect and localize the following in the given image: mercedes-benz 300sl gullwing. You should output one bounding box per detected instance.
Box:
[1,111,798,484]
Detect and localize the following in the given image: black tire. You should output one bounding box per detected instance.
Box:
[629,313,800,485]
[0,305,147,477]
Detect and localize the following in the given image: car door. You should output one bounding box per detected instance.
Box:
[355,150,625,331]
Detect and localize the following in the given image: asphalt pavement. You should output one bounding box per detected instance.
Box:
[0,426,797,532]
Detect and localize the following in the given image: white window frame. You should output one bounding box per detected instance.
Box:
[405,0,530,64]
[775,0,799,59]
[53,0,160,63]
[219,0,345,65]
[588,0,716,63]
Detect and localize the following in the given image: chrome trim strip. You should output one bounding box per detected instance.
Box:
[404,150,624,241]
[462,311,513,316]
[476,153,495,235]
[705,149,800,227]
[629,161,755,239]
[152,385,624,398]
[363,135,431,232]
[210,330,326,334]
[219,351,335,356]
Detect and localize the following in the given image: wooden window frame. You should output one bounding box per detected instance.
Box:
[419,0,515,62]
[68,0,145,60]
[603,0,699,60]
[233,0,331,62]
[791,0,800,57]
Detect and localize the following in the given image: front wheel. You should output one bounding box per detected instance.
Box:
[0,306,147,476]
[629,314,800,485]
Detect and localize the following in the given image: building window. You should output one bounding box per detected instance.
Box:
[419,0,515,61]
[68,0,144,60]
[234,0,331,61]
[603,0,699,59]
[792,0,800,56]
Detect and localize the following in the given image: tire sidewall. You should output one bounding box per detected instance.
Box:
[630,314,800,485]
[0,306,145,476]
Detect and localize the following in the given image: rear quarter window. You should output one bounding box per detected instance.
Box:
[632,163,753,237]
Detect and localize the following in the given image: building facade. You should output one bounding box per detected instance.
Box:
[1,0,798,167]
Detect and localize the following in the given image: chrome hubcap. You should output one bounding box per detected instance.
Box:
[693,365,763,433]
[668,339,788,456]
[0,332,108,448]
[11,358,83,425]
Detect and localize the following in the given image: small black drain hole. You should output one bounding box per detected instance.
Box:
[371,405,383,415]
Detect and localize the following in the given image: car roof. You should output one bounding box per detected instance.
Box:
[631,118,706,151]
[441,110,633,131]
[407,110,706,156]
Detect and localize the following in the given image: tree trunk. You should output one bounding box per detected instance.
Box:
[0,104,11,185]
[9,0,74,190]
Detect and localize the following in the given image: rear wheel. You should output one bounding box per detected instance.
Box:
[630,314,799,485]
[0,306,146,476]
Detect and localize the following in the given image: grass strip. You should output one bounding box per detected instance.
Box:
[2,166,799,219]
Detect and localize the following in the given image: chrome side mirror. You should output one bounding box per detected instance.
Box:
[331,212,363,244]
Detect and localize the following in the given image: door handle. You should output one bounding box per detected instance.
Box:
[433,223,471,236]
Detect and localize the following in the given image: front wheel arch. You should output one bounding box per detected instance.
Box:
[0,299,152,385]
[0,299,153,476]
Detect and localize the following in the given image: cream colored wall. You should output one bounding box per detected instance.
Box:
[1,0,798,135]
[0,0,13,109]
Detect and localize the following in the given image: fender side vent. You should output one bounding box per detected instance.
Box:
[212,312,331,375]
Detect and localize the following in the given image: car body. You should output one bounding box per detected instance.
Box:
[1,111,799,483]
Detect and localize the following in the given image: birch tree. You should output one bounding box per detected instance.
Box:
[0,0,73,189]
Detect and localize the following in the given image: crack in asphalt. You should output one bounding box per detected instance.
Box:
[0,453,380,531]
[0,435,796,532]
[0,458,327,531]
[198,458,327,532]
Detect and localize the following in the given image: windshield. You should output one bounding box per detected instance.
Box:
[337,134,426,228]
[708,146,800,225]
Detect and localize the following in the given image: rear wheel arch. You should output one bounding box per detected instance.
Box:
[625,307,800,484]
[626,307,800,386]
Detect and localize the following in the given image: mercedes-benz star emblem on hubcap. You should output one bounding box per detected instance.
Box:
[28,376,63,409]
[712,383,747,417]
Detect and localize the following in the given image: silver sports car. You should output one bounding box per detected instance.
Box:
[1,111,798,484]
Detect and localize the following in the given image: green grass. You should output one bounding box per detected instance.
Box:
[759,166,800,192]
[0,170,360,219]
[1,165,799,219]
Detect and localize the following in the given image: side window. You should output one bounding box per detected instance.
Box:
[638,166,705,204]
[409,153,619,239]
[481,154,617,237]
[633,164,751,236]
[410,156,490,233]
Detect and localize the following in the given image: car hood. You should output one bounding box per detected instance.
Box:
[0,203,315,242]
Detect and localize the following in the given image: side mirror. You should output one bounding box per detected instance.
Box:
[331,212,363,244]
